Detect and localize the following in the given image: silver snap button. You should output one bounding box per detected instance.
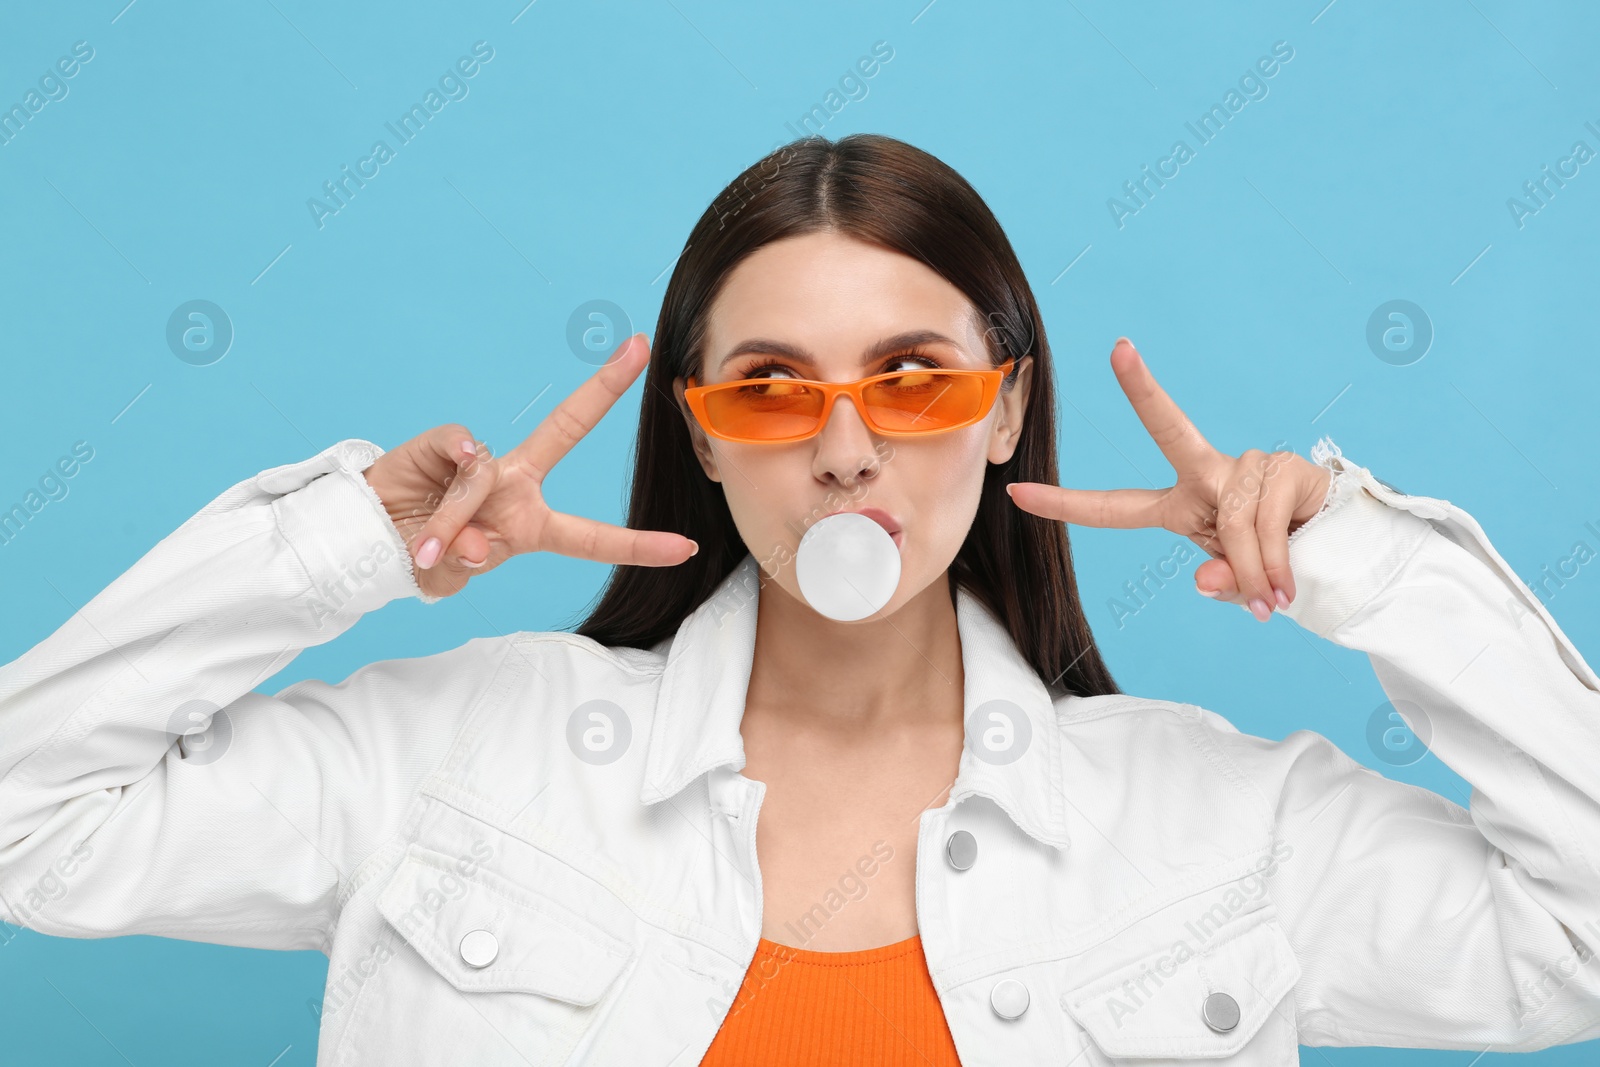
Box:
[990,978,1029,1020]
[1202,990,1240,1032]
[459,928,499,968]
[945,829,977,871]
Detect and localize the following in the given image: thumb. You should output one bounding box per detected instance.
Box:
[1194,557,1244,604]
[446,524,493,569]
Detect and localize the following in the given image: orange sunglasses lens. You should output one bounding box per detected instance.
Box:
[698,369,996,441]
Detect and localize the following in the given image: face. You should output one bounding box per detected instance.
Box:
[672,230,1034,619]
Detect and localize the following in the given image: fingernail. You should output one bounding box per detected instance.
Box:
[1197,587,1223,599]
[1248,597,1271,622]
[416,537,442,569]
[1273,587,1290,610]
[461,556,486,569]
[461,440,477,461]
[688,540,700,557]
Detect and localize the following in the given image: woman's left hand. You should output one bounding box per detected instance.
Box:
[1005,337,1333,622]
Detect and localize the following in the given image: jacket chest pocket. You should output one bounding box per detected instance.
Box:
[1060,911,1302,1064]
[343,843,636,1067]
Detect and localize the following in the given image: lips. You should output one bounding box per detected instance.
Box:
[820,506,903,548]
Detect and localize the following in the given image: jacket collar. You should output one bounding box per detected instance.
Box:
[641,553,1072,852]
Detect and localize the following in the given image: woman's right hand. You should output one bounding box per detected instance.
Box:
[362,333,700,599]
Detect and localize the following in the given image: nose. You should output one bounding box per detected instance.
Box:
[811,395,883,487]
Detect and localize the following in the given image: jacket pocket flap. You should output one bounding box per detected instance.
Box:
[375,844,633,1007]
[1062,912,1301,1059]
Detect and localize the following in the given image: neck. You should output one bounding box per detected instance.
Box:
[743,568,965,733]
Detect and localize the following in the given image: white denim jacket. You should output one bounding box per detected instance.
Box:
[1,436,1598,1066]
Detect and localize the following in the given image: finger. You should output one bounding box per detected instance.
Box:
[1289,466,1334,534]
[1212,483,1275,621]
[411,437,497,570]
[1184,519,1224,559]
[1006,482,1166,529]
[541,509,698,568]
[1109,338,1217,477]
[510,333,650,482]
[446,524,494,569]
[1254,453,1301,608]
[412,423,484,481]
[1194,556,1242,602]
[413,525,496,598]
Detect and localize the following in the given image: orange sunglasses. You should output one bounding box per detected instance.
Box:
[684,357,1020,444]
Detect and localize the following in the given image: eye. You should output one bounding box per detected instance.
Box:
[739,350,944,380]
[739,356,799,380]
[878,349,943,375]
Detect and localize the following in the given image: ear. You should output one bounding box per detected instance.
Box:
[987,355,1033,465]
[673,376,723,483]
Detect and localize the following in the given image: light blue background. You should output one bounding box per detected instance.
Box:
[2,0,1597,1063]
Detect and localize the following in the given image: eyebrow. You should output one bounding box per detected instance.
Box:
[715,330,967,373]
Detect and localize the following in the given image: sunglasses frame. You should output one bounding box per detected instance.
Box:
[683,357,1021,444]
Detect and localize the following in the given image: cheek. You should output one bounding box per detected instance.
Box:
[911,436,989,532]
[912,421,992,485]
[712,430,991,605]
[714,447,808,550]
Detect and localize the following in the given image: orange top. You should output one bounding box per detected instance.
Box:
[699,934,962,1066]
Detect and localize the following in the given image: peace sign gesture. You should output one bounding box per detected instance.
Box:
[362,334,699,599]
[1006,338,1332,622]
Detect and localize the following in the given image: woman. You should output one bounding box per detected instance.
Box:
[1,134,1596,1066]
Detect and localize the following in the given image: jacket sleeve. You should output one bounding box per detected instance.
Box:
[0,440,519,955]
[1218,436,1600,1051]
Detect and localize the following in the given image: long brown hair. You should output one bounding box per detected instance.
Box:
[574,133,1118,699]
